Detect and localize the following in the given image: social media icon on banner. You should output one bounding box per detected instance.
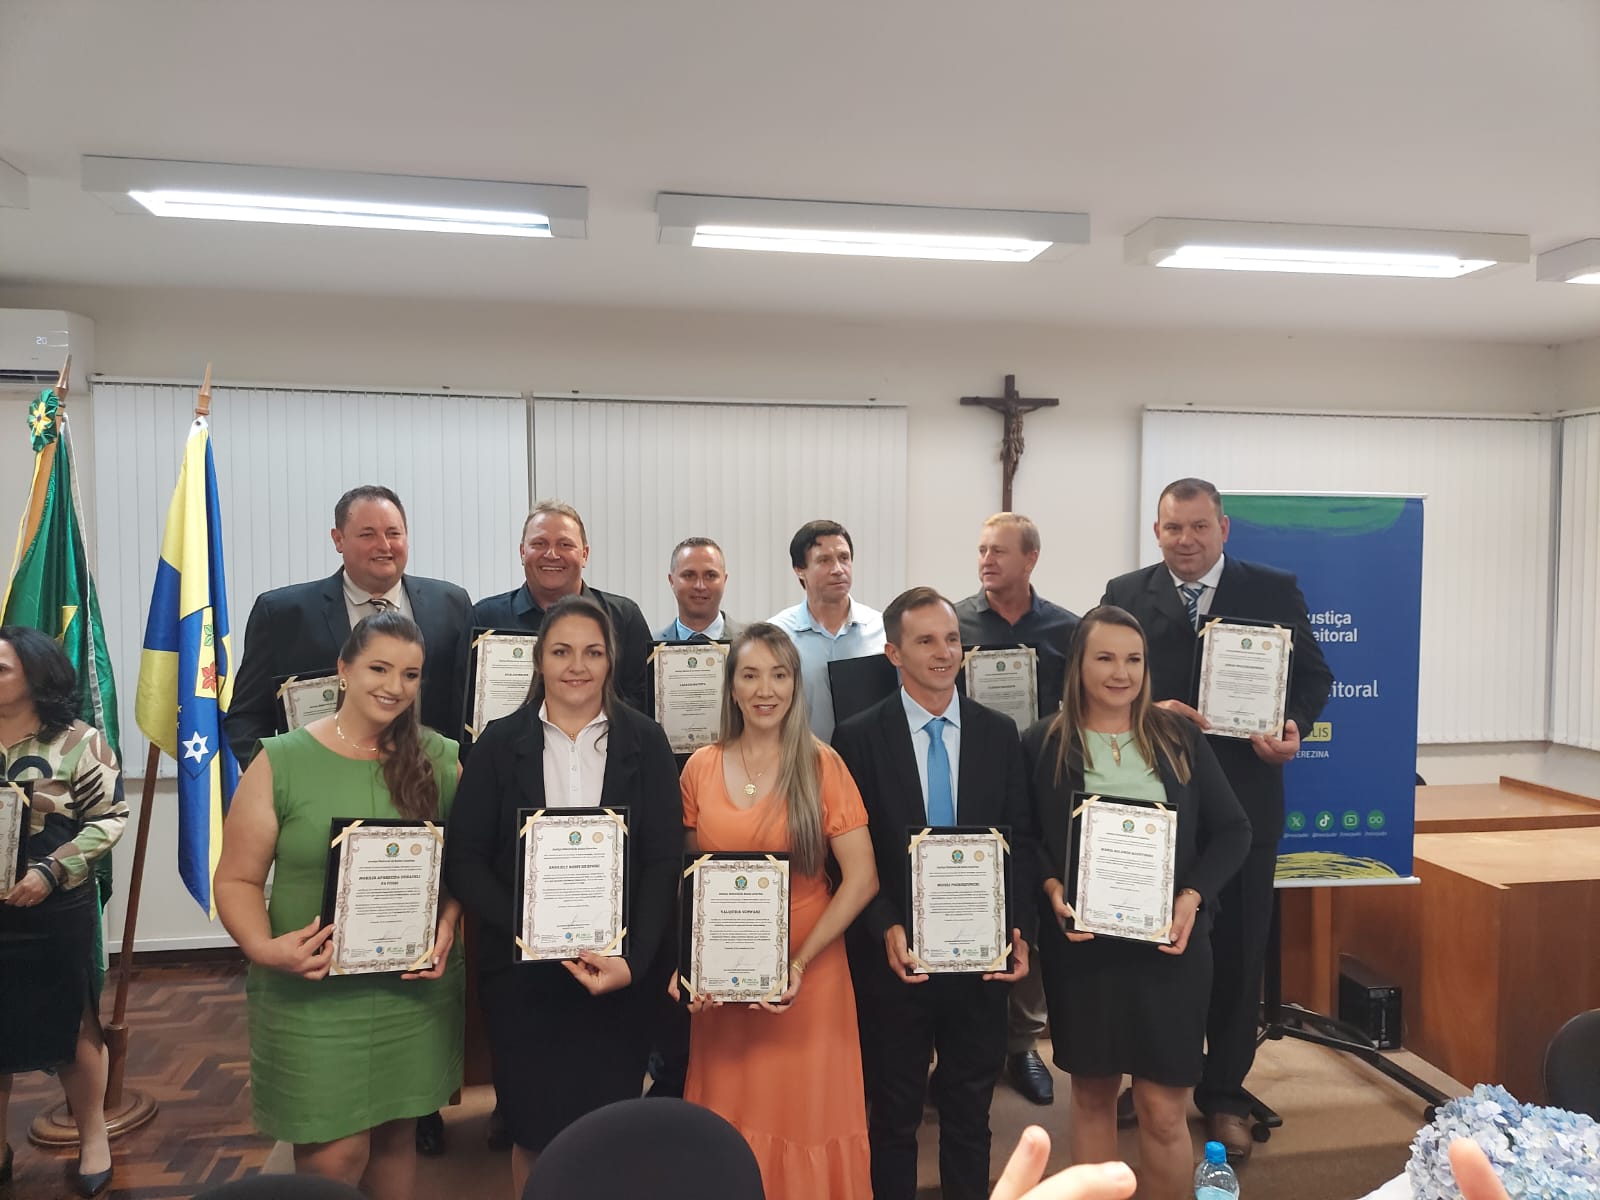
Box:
[1314,811,1335,832]
[1341,811,1361,831]
[1287,811,1307,833]
[1367,810,1386,830]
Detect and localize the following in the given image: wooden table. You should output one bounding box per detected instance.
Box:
[1280,778,1600,1022]
[1332,827,1600,1101]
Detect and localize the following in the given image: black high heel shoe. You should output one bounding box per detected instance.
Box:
[72,1157,112,1198]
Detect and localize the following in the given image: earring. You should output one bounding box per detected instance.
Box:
[338,679,348,691]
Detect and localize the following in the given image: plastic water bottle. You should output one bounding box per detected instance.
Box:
[1195,1140,1239,1200]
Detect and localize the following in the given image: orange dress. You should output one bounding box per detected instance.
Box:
[680,744,872,1200]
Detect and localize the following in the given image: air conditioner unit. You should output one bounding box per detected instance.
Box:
[0,309,94,394]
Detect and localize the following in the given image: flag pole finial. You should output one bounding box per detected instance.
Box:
[196,363,213,418]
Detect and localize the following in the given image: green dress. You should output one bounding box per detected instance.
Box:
[247,727,465,1144]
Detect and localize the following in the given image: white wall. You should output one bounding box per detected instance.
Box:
[2,283,1595,949]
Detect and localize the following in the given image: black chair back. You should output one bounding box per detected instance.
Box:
[1544,1009,1600,1119]
[525,1097,764,1200]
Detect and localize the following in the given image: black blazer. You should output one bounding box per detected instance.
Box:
[833,691,1039,948]
[1101,557,1334,845]
[225,571,472,767]
[443,701,681,984]
[1021,715,1252,940]
[457,582,655,727]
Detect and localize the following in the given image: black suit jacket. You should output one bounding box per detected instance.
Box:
[443,701,681,986]
[1100,557,1334,844]
[833,691,1039,952]
[225,571,472,767]
[459,582,654,725]
[1021,716,1252,942]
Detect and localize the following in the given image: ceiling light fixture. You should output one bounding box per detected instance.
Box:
[1125,218,1528,278]
[1535,239,1600,285]
[657,194,1089,262]
[82,156,587,239]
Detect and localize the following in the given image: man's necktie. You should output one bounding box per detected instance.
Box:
[924,717,955,826]
[369,597,395,613]
[1179,583,1204,630]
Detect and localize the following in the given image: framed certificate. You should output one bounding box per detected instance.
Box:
[318,818,443,975]
[650,641,728,754]
[464,629,539,743]
[962,645,1040,729]
[905,826,1011,974]
[1194,618,1292,740]
[0,782,27,896]
[274,671,340,733]
[1068,792,1177,944]
[679,852,789,1003]
[514,807,629,962]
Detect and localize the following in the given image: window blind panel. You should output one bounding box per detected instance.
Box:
[1553,413,1600,749]
[530,398,908,632]
[91,381,527,775]
[1140,409,1555,744]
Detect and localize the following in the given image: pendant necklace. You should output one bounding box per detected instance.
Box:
[1106,732,1124,766]
[335,714,379,755]
[738,742,771,797]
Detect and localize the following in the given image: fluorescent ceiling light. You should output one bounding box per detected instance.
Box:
[658,194,1088,262]
[1126,218,1527,278]
[83,156,587,239]
[1536,239,1600,285]
[0,156,26,209]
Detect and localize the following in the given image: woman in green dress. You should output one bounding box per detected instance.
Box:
[216,612,464,1200]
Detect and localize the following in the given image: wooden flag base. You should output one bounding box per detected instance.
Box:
[28,1090,158,1146]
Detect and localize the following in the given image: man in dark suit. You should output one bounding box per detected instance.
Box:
[224,483,472,1157]
[1102,477,1333,1162]
[834,587,1037,1200]
[952,512,1078,1107]
[654,537,744,643]
[226,484,472,768]
[463,501,653,719]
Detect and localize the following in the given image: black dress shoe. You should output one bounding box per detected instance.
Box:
[73,1160,113,1198]
[1116,1086,1137,1128]
[1006,1049,1055,1105]
[486,1107,512,1152]
[416,1110,446,1157]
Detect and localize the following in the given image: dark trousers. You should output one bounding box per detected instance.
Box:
[857,970,1009,1200]
[1195,839,1277,1116]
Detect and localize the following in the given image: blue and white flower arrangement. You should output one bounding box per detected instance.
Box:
[1407,1084,1600,1199]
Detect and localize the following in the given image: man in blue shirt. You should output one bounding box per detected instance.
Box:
[656,537,744,643]
[769,519,885,740]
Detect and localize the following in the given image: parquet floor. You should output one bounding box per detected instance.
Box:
[4,962,272,1199]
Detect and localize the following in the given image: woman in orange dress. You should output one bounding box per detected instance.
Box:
[671,623,878,1200]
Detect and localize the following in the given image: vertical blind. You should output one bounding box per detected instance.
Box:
[91,380,529,774]
[530,397,908,630]
[1140,408,1557,745]
[1552,411,1600,750]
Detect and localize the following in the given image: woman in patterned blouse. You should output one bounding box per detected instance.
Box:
[0,625,128,1198]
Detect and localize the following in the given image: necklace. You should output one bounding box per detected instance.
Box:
[1092,730,1128,766]
[737,742,774,797]
[335,713,380,755]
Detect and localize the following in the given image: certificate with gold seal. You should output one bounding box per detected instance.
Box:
[515,807,628,962]
[1070,793,1176,944]
[0,782,27,896]
[962,646,1040,729]
[274,671,340,732]
[1194,618,1291,740]
[319,818,443,975]
[680,853,790,1003]
[906,827,1011,974]
[651,641,728,754]
[465,629,539,743]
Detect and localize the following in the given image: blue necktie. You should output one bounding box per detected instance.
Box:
[1179,583,1204,630]
[924,717,955,826]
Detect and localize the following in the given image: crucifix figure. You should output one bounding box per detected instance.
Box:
[960,374,1060,511]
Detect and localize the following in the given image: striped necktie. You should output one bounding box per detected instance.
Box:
[1178,583,1204,630]
[368,596,395,613]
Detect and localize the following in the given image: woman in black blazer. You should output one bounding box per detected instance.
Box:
[445,594,681,1198]
[1024,605,1250,1200]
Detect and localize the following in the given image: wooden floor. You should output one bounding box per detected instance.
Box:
[4,963,273,1199]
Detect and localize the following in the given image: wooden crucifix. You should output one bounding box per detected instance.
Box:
[960,374,1059,511]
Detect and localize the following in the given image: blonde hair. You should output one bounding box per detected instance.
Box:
[1050,605,1192,787]
[982,512,1040,555]
[719,624,826,877]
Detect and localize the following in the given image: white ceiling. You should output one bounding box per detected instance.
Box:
[3,0,1599,343]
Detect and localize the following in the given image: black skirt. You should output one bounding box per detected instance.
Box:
[1037,910,1214,1087]
[0,882,96,1073]
[479,962,656,1152]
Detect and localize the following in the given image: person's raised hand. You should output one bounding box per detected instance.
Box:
[1250,720,1300,765]
[1449,1139,1510,1200]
